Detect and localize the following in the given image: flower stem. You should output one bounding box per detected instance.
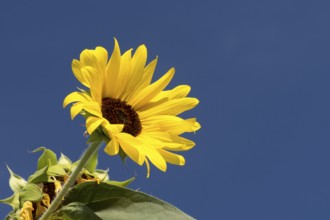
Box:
[40,140,102,219]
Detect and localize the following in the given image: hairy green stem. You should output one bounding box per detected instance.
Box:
[40,140,102,219]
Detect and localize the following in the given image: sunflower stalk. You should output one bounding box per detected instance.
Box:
[39,138,102,220]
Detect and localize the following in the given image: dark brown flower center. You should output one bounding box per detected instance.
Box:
[101,98,142,137]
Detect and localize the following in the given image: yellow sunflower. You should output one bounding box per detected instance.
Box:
[63,39,200,177]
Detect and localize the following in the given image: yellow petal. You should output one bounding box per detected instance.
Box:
[35,193,51,219]
[83,103,103,118]
[129,67,175,109]
[72,60,91,88]
[95,47,108,94]
[136,134,167,172]
[142,115,201,134]
[115,49,132,99]
[70,103,84,119]
[81,66,102,104]
[104,139,119,155]
[126,57,158,103]
[105,38,121,98]
[80,49,98,66]
[77,46,108,94]
[63,91,90,108]
[86,116,104,134]
[158,149,185,166]
[151,85,191,103]
[145,159,151,178]
[95,46,108,70]
[138,131,195,151]
[122,45,147,100]
[163,135,196,151]
[139,97,199,118]
[189,119,201,132]
[20,201,34,220]
[102,122,124,137]
[132,45,147,75]
[141,57,158,87]
[136,133,164,148]
[116,133,145,165]
[140,144,167,172]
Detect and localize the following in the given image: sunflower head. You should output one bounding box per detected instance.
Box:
[64,38,201,177]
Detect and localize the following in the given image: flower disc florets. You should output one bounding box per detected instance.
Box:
[101,98,142,137]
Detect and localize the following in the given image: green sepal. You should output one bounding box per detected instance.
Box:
[51,202,102,220]
[118,148,127,162]
[62,182,195,220]
[84,150,98,173]
[93,169,109,181]
[0,194,20,210]
[100,126,111,143]
[28,165,49,184]
[7,166,27,193]
[48,164,69,176]
[87,129,103,144]
[82,169,109,182]
[105,177,135,187]
[84,132,104,173]
[19,183,43,204]
[58,153,73,167]
[33,147,57,170]
[5,210,20,220]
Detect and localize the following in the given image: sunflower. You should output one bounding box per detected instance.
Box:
[63,39,200,177]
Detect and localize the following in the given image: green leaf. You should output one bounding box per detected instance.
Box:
[64,182,195,220]
[7,166,27,193]
[33,147,57,170]
[53,202,102,220]
[19,183,43,204]
[28,165,49,184]
[106,177,135,187]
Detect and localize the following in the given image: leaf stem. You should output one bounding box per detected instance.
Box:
[39,140,102,219]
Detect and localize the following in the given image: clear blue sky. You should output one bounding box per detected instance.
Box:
[1,1,330,219]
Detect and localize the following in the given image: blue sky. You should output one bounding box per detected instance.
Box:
[1,1,330,219]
